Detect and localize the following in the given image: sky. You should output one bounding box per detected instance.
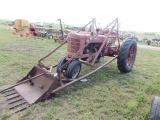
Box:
[0,0,160,32]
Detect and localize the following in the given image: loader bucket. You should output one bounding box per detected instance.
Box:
[2,66,59,113]
[15,66,59,104]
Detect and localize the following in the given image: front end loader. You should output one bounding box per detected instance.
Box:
[0,18,137,113]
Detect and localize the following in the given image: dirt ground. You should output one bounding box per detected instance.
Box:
[138,44,160,51]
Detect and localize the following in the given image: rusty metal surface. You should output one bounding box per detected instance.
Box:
[2,88,30,113]
[51,55,118,94]
[127,44,137,69]
[38,18,119,69]
[67,32,88,56]
[14,82,46,104]
[0,18,121,113]
[1,66,59,113]
[13,66,59,104]
[65,18,119,66]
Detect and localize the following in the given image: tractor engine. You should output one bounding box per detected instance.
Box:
[67,32,107,64]
[67,32,89,58]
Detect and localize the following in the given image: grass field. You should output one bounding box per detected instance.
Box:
[0,24,160,120]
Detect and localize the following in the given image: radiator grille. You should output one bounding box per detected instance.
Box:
[68,39,80,53]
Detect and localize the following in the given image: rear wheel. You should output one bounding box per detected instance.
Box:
[66,60,81,79]
[133,37,138,42]
[117,38,137,73]
[149,96,160,120]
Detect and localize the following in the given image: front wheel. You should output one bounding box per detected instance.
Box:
[117,38,137,73]
[149,96,160,120]
[57,57,67,73]
[66,60,81,79]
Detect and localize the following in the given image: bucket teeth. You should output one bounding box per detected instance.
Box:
[8,98,23,104]
[2,88,31,114]
[2,88,14,93]
[4,91,17,97]
[1,66,57,114]
[7,95,20,100]
[13,105,30,114]
[9,101,27,110]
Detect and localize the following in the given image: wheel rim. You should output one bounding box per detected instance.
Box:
[71,65,80,79]
[127,44,136,69]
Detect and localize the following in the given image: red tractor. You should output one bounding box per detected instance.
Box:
[0,18,137,113]
[56,18,137,79]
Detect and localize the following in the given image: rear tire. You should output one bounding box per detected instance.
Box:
[66,60,81,79]
[117,38,137,73]
[149,96,160,120]
[133,37,138,42]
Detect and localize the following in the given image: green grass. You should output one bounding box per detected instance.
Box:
[0,24,160,120]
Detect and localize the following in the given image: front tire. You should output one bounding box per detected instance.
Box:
[117,38,137,73]
[66,60,81,79]
[149,96,160,120]
[57,57,67,73]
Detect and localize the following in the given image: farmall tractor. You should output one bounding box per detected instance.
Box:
[0,18,137,113]
[56,18,137,79]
